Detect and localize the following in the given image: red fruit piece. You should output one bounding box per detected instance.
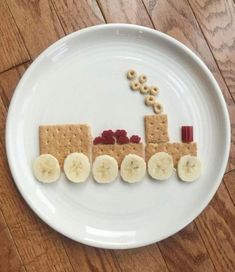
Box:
[93,136,104,145]
[102,130,114,138]
[130,135,141,143]
[181,126,193,143]
[114,129,127,138]
[117,136,129,144]
[103,136,115,144]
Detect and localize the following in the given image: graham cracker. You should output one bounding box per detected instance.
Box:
[145,142,197,167]
[39,124,92,168]
[144,114,169,143]
[92,143,144,167]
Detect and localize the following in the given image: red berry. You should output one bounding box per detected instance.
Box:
[181,126,193,143]
[114,129,127,138]
[103,136,115,144]
[130,135,141,143]
[101,130,114,138]
[117,136,129,144]
[93,136,104,145]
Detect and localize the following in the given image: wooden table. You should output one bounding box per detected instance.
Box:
[0,0,234,271]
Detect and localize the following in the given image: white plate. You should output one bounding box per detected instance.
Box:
[6,24,230,249]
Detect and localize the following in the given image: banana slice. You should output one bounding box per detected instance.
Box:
[33,154,60,183]
[92,155,118,183]
[148,152,173,180]
[64,152,90,183]
[120,154,146,183]
[177,155,201,182]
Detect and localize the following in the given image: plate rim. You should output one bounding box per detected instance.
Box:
[5,23,231,249]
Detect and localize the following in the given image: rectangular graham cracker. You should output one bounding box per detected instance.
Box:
[92,143,145,167]
[144,114,169,143]
[145,142,197,167]
[39,124,92,167]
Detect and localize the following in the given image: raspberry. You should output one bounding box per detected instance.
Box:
[103,136,115,144]
[114,129,127,138]
[117,136,129,144]
[93,136,104,145]
[181,126,193,143]
[130,135,141,143]
[101,130,114,138]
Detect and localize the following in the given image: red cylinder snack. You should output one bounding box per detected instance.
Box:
[181,126,193,143]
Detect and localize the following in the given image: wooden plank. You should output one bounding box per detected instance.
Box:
[94,1,216,270]
[0,97,7,144]
[0,212,25,272]
[0,71,74,271]
[0,2,120,268]
[37,2,164,271]
[0,62,30,105]
[158,224,215,272]
[0,0,29,73]
[0,65,121,271]
[0,229,25,272]
[142,1,235,270]
[224,170,235,205]
[6,0,65,59]
[0,136,74,271]
[62,238,121,272]
[188,0,235,100]
[0,3,233,271]
[85,2,169,269]
[142,0,235,171]
[113,244,169,272]
[42,1,164,269]
[195,182,235,272]
[51,0,105,33]
[97,0,153,27]
[0,212,6,233]
[0,63,30,142]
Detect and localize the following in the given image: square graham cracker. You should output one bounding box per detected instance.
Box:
[92,143,145,167]
[144,114,169,143]
[145,142,197,167]
[39,124,92,167]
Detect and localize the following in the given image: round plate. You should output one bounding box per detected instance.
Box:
[6,24,230,249]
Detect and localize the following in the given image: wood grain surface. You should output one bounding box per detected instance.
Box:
[0,0,234,271]
[188,0,235,100]
[0,1,29,73]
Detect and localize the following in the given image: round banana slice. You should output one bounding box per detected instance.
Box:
[177,155,201,182]
[64,152,90,183]
[92,155,118,183]
[120,154,146,183]
[148,152,173,180]
[33,154,60,183]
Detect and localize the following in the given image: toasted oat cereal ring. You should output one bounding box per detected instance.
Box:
[150,86,159,96]
[127,69,137,80]
[153,102,163,114]
[130,81,141,91]
[139,74,147,84]
[145,95,155,106]
[140,85,149,94]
